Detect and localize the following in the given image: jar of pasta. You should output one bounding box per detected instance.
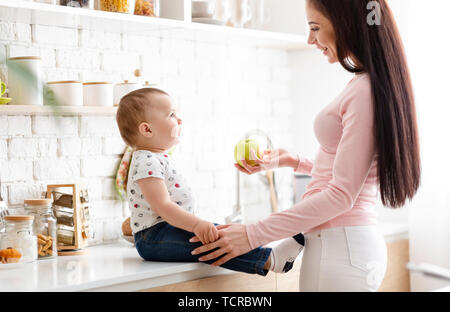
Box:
[24,199,57,259]
[99,0,136,13]
[134,0,159,17]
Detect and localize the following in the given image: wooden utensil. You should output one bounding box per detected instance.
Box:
[266,170,278,213]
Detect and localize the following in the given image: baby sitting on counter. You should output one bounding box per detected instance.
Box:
[116,88,304,276]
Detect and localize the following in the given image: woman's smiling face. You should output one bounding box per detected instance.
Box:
[306,0,339,64]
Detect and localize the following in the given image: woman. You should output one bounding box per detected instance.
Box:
[190,0,421,291]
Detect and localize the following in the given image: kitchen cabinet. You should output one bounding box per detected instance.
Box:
[143,225,411,292]
[143,239,411,292]
[163,0,308,36]
[0,0,311,50]
[0,230,410,291]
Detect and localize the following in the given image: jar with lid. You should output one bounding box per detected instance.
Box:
[0,216,37,263]
[58,0,94,9]
[99,0,136,13]
[24,199,57,259]
[134,0,159,17]
[34,0,57,4]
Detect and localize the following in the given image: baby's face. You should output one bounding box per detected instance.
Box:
[144,93,182,150]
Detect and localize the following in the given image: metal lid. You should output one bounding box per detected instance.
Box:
[4,215,34,222]
[24,199,53,206]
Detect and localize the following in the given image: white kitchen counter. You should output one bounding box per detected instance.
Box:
[0,221,409,292]
[0,240,230,292]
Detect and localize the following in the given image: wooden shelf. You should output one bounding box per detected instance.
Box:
[0,105,117,116]
[0,0,311,50]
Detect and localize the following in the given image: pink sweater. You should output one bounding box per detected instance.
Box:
[246,73,379,249]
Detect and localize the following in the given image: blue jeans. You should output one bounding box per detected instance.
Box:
[134,222,272,276]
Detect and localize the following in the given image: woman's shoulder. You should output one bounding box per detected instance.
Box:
[338,73,373,116]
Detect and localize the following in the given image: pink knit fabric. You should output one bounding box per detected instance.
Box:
[247,73,379,249]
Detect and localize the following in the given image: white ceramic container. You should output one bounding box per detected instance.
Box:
[113,80,141,106]
[83,82,113,107]
[7,56,43,106]
[47,81,83,106]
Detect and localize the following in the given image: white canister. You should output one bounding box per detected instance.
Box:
[47,81,83,106]
[113,80,141,106]
[83,82,113,107]
[7,56,43,106]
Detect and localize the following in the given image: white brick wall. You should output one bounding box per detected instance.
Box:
[0,159,33,182]
[32,25,78,47]
[34,158,80,180]
[0,21,15,41]
[0,116,7,136]
[15,23,31,43]
[80,116,117,137]
[58,137,81,156]
[7,182,46,205]
[8,116,32,137]
[81,157,120,178]
[80,138,102,156]
[0,139,7,159]
[103,137,126,155]
[80,30,122,51]
[0,20,296,246]
[7,137,57,158]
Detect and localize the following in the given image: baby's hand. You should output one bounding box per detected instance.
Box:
[192,220,219,245]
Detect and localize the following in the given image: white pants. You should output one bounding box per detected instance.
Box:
[299,225,388,292]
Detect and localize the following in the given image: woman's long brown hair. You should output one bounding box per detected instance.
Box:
[309,0,421,208]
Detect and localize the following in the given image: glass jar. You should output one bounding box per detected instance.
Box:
[59,0,94,9]
[134,0,159,17]
[34,0,57,4]
[24,199,58,259]
[0,216,37,263]
[99,0,136,14]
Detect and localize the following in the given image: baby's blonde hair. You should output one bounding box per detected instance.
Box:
[116,88,169,148]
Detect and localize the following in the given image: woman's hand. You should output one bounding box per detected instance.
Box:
[189,224,252,266]
[235,148,299,175]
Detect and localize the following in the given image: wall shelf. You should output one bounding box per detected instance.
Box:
[0,0,311,50]
[0,105,117,116]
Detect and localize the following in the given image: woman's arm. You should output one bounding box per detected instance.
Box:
[191,86,376,264]
[235,148,301,175]
[246,92,376,248]
[294,154,314,176]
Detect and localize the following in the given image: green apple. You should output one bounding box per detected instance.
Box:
[234,138,263,167]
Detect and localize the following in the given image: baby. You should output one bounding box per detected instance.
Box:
[116,88,304,276]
